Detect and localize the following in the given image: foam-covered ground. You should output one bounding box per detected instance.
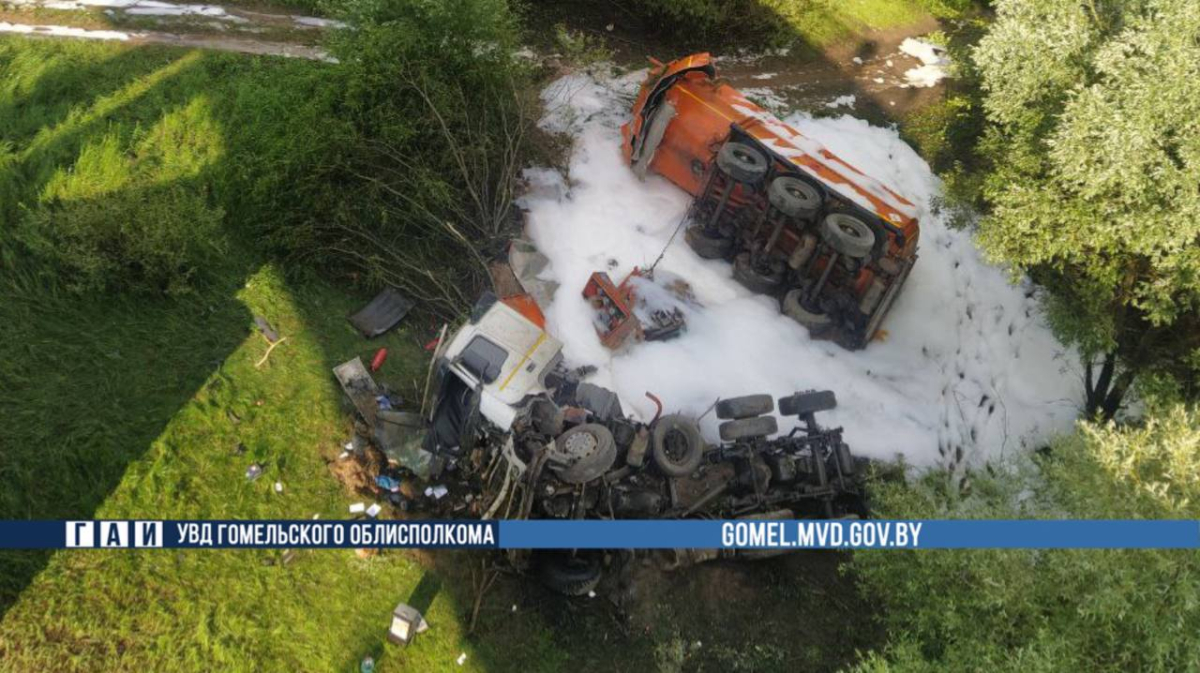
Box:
[520,72,1081,468]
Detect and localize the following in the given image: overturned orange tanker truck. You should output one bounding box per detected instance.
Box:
[621,53,920,349]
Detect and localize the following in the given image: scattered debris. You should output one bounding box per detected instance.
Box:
[333,357,383,427]
[424,485,448,500]
[366,503,382,518]
[348,502,366,514]
[245,464,263,481]
[388,603,429,646]
[360,656,375,673]
[507,239,559,308]
[370,347,389,373]
[274,481,283,493]
[375,410,434,478]
[348,288,413,338]
[456,653,467,666]
[253,315,279,343]
[375,475,401,492]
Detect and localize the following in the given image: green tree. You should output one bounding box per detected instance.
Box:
[851,404,1200,672]
[971,0,1200,417]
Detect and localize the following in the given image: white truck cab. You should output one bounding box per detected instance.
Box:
[426,294,564,455]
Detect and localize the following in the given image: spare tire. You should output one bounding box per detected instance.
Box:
[821,213,875,258]
[779,390,837,417]
[732,252,784,293]
[719,415,779,441]
[651,415,705,477]
[538,551,602,597]
[769,176,822,219]
[716,394,774,420]
[685,225,733,260]
[550,424,617,484]
[716,141,768,185]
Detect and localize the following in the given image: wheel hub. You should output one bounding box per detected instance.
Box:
[563,431,598,458]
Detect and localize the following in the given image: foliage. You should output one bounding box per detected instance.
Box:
[851,405,1200,672]
[608,0,946,50]
[266,0,538,318]
[553,23,613,67]
[969,0,1200,415]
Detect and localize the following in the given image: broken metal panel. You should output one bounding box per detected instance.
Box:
[375,409,435,479]
[348,287,414,338]
[333,356,382,427]
[508,239,558,308]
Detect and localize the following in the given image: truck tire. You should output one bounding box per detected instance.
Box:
[821,213,875,259]
[685,225,733,260]
[551,424,617,484]
[538,552,602,597]
[769,176,822,219]
[778,390,837,416]
[781,289,832,332]
[733,252,783,293]
[651,415,705,477]
[716,394,774,420]
[719,415,779,441]
[716,141,768,185]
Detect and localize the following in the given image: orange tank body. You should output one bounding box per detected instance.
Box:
[621,53,919,259]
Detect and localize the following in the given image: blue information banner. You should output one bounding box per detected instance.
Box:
[0,520,1195,550]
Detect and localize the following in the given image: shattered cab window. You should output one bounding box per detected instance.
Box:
[459,336,508,383]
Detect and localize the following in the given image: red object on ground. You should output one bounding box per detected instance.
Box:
[370,347,388,372]
[423,337,441,351]
[582,271,642,349]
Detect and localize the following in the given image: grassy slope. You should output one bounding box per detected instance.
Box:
[0,34,888,672]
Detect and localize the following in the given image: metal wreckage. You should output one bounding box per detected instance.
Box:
[336,54,923,595]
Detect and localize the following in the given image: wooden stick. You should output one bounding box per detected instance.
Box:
[254,335,288,369]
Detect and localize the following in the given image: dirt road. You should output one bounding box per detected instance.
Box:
[0,0,338,59]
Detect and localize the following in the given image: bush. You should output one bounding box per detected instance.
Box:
[267,0,538,318]
[19,186,225,296]
[851,405,1200,672]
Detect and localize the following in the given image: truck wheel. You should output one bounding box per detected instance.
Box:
[733,252,783,293]
[778,390,837,416]
[719,416,779,441]
[651,415,705,477]
[538,551,602,597]
[551,424,617,484]
[685,225,733,260]
[716,394,774,420]
[769,176,822,219]
[782,289,832,332]
[716,141,768,185]
[820,213,875,259]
